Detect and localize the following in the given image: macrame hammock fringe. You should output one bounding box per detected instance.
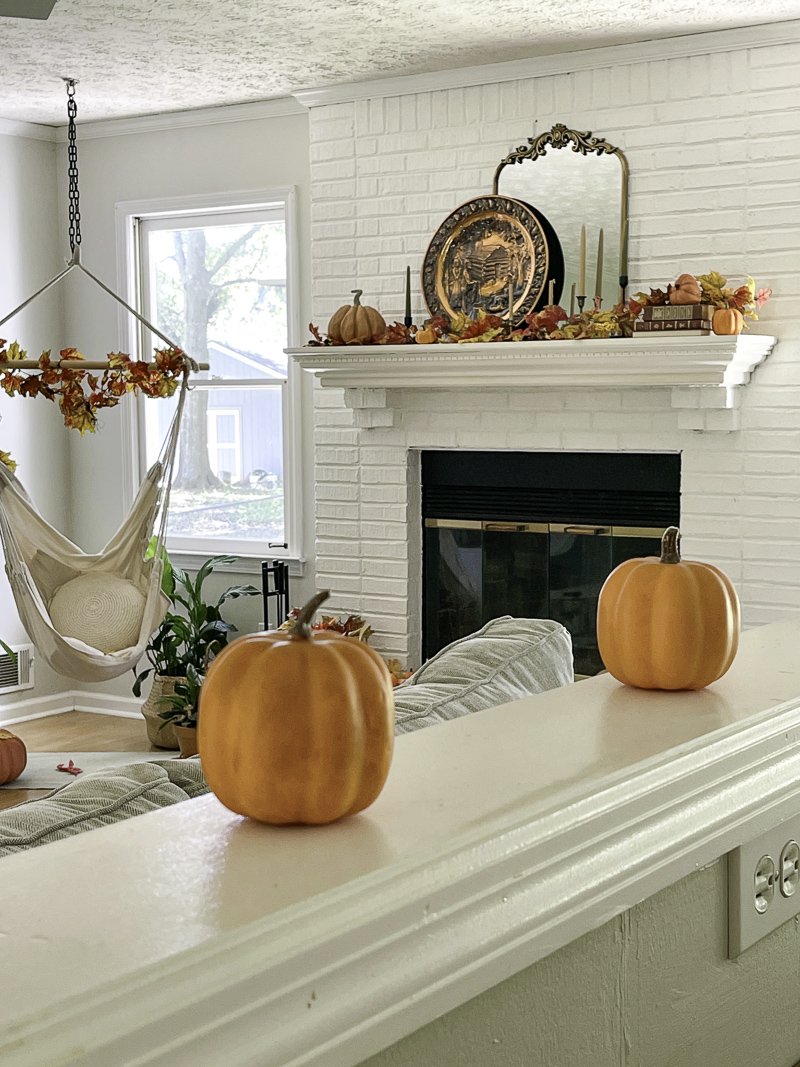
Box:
[0,80,197,683]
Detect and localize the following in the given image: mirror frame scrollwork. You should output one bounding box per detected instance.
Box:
[492,123,630,299]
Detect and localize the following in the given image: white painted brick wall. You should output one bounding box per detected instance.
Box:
[306,35,800,663]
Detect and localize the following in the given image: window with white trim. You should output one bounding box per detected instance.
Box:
[133,199,296,559]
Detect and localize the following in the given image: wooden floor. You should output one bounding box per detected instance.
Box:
[0,711,161,811]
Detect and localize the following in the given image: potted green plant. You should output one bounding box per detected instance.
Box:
[133,554,259,748]
[155,664,204,757]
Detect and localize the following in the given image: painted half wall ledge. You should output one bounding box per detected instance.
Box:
[4,621,800,1067]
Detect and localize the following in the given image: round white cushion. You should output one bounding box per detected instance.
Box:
[49,574,146,654]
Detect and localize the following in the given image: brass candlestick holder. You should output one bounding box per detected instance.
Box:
[577,295,587,313]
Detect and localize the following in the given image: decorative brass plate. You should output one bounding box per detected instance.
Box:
[421,196,556,321]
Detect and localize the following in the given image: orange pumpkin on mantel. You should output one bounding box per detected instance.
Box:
[0,729,27,785]
[712,308,745,335]
[199,590,395,825]
[597,527,740,690]
[327,290,386,345]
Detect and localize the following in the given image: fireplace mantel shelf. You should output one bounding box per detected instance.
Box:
[289,334,776,431]
[289,333,775,390]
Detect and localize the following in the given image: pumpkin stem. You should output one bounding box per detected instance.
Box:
[660,526,681,564]
[289,590,331,640]
[351,289,363,306]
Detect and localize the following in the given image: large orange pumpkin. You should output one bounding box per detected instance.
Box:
[0,729,27,784]
[199,590,395,824]
[597,527,740,690]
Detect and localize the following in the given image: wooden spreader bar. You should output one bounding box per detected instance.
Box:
[6,361,211,371]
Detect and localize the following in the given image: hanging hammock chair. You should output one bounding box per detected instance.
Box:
[0,382,187,682]
[0,80,200,683]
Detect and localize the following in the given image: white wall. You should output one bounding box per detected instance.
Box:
[305,26,800,664]
[0,132,73,706]
[55,108,316,703]
[359,859,800,1067]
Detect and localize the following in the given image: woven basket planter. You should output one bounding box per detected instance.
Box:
[141,675,183,749]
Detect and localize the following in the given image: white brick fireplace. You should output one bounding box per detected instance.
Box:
[297,337,773,664]
[298,27,800,665]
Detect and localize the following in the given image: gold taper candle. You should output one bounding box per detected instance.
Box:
[578,224,586,295]
[595,228,604,299]
[619,219,629,277]
[508,277,514,323]
[570,282,576,317]
[548,279,555,306]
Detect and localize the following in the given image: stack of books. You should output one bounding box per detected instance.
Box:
[634,304,715,335]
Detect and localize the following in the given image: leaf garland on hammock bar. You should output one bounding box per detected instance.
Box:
[0,340,187,440]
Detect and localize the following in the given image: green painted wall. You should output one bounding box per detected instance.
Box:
[359,861,800,1067]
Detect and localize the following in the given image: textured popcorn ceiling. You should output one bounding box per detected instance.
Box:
[0,0,798,124]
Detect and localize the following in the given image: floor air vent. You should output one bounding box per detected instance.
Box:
[0,644,34,694]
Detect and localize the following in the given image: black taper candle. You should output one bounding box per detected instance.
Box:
[404,265,412,328]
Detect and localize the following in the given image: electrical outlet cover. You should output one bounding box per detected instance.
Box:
[729,815,800,957]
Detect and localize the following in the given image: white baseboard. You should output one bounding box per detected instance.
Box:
[0,690,142,726]
[70,692,143,719]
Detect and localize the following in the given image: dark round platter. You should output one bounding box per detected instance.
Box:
[421,195,564,322]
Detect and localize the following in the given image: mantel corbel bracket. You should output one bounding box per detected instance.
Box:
[672,384,743,432]
[342,386,395,428]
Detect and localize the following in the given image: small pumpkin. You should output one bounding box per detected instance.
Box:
[712,308,744,335]
[597,527,740,691]
[199,590,395,825]
[327,290,386,345]
[415,325,437,344]
[669,274,703,305]
[0,729,27,785]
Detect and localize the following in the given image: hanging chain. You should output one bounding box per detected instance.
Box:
[65,79,81,254]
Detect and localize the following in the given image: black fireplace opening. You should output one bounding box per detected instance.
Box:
[421,451,681,675]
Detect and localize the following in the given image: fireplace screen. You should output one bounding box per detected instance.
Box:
[421,451,680,676]
[424,521,665,675]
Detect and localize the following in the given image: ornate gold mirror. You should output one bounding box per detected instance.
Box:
[494,123,629,311]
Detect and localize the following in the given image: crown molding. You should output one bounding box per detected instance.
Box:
[52,96,305,143]
[0,117,58,142]
[293,18,800,107]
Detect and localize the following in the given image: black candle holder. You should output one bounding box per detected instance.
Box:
[619,274,629,304]
[577,295,586,313]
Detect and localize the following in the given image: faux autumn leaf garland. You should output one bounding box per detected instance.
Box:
[308,269,770,347]
[314,301,643,346]
[0,342,187,470]
[307,301,642,347]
